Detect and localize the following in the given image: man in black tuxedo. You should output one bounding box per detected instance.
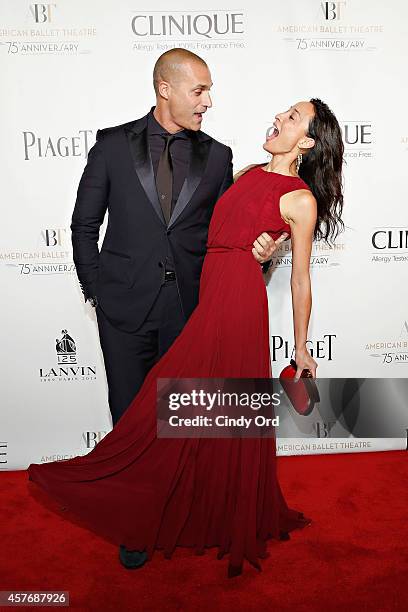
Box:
[71,47,281,570]
[72,47,279,431]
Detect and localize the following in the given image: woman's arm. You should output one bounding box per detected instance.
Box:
[280,188,318,380]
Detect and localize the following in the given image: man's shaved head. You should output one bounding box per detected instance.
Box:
[153,48,208,94]
[151,47,212,133]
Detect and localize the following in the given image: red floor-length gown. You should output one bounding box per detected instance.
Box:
[28,166,312,577]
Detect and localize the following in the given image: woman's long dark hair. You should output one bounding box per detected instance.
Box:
[298,98,345,246]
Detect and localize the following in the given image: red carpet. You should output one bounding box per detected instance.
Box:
[1,450,407,611]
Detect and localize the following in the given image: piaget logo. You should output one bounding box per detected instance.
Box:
[130,10,245,52]
[271,334,337,362]
[23,130,93,160]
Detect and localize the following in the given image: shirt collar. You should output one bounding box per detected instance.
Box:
[147,106,190,140]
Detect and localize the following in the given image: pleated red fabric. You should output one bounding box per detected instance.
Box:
[28,166,312,577]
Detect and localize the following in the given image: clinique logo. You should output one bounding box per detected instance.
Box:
[30,3,56,23]
[23,130,93,160]
[371,227,408,264]
[342,123,372,145]
[341,122,373,159]
[131,11,244,39]
[271,334,336,362]
[372,229,408,250]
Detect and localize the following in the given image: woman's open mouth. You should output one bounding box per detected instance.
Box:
[267,124,280,140]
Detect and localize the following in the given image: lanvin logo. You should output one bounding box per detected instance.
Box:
[130,11,244,39]
[56,329,76,364]
[39,329,97,382]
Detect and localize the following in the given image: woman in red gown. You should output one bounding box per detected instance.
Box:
[28,98,344,577]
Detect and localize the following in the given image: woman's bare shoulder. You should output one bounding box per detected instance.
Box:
[233,163,263,183]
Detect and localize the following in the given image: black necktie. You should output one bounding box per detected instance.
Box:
[156,134,175,225]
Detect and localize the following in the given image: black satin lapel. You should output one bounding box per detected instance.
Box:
[168,135,212,229]
[125,127,165,225]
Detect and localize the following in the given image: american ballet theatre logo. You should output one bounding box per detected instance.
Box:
[272,1,383,53]
[129,10,246,53]
[365,320,408,365]
[271,334,336,362]
[83,430,109,449]
[39,431,109,463]
[30,3,56,23]
[0,227,75,277]
[370,227,408,264]
[23,130,93,160]
[41,228,68,248]
[0,4,97,55]
[320,1,346,20]
[39,329,97,382]
[263,229,345,269]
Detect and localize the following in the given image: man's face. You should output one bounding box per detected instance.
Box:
[165,61,213,131]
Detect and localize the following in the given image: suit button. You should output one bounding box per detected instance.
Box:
[166,230,171,236]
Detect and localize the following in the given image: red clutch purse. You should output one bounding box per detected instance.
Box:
[279,359,320,416]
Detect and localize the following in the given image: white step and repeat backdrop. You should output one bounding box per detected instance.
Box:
[1,1,407,469]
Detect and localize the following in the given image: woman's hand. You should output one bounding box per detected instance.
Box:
[294,347,318,381]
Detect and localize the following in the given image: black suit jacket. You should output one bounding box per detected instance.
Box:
[71,109,233,332]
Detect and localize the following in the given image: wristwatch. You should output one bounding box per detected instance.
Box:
[88,296,98,308]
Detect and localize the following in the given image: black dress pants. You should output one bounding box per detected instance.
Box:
[95,279,186,426]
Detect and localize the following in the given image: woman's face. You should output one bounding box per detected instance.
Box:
[263,101,315,155]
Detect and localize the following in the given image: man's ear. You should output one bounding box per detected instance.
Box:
[158,81,170,100]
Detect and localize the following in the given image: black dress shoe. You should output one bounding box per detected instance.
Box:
[119,544,148,569]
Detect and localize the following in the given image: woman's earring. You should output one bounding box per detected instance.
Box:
[296,153,303,173]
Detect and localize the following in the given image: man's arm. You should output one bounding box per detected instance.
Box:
[216,147,233,200]
[71,130,109,303]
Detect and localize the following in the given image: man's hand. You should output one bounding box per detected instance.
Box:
[252,232,289,264]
